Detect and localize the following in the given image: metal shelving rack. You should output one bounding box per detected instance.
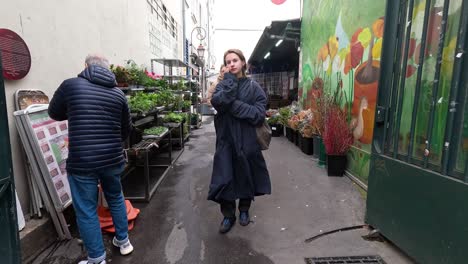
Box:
[152,58,203,135]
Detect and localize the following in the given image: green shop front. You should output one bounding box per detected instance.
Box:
[300,0,468,263]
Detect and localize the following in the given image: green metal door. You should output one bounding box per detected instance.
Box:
[0,52,21,262]
[367,0,468,263]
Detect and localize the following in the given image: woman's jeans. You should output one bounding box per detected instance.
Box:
[68,163,128,263]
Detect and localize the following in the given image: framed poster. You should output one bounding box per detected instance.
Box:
[14,104,73,239]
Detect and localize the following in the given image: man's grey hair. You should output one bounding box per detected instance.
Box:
[85,54,110,69]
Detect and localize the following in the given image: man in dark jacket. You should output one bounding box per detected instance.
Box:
[48,55,133,264]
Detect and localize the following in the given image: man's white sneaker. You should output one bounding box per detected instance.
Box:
[112,237,134,255]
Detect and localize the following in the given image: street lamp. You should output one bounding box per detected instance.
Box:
[190,27,207,63]
[197,44,205,59]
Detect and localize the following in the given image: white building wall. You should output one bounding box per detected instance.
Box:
[0,0,156,213]
[147,0,184,75]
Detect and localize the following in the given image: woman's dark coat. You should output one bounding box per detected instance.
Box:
[208,73,271,202]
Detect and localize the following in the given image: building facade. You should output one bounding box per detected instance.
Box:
[0,0,215,226]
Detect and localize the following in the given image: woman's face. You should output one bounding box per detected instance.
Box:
[225,53,245,77]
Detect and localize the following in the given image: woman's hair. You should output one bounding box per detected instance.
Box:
[223,49,247,77]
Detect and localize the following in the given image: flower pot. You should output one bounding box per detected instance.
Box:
[294,130,300,147]
[313,135,320,159]
[271,124,283,137]
[286,127,294,142]
[318,138,327,166]
[300,136,314,155]
[326,155,347,177]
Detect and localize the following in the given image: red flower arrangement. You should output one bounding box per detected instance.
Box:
[322,105,353,155]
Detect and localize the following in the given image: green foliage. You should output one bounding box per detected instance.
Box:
[186,81,200,92]
[182,100,192,110]
[158,90,176,107]
[267,115,281,125]
[143,126,168,136]
[278,107,292,126]
[163,112,186,123]
[191,113,201,124]
[191,93,199,104]
[126,62,141,85]
[128,92,158,113]
[169,81,186,91]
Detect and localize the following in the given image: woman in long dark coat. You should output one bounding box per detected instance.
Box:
[208,49,271,234]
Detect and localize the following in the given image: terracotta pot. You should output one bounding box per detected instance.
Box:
[352,60,380,116]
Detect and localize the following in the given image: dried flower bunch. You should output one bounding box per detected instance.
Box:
[322,105,353,155]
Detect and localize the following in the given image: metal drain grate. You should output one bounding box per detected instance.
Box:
[305,255,386,264]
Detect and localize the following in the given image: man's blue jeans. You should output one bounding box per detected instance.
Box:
[68,163,128,263]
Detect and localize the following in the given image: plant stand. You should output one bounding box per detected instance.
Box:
[122,131,174,202]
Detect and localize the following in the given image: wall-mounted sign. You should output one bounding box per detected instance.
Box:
[0,29,31,80]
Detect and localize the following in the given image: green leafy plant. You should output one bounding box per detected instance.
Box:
[182,100,192,110]
[129,92,158,113]
[267,115,281,125]
[278,107,292,126]
[191,113,201,124]
[126,62,142,85]
[186,81,200,92]
[163,112,186,123]
[158,90,176,107]
[143,126,168,136]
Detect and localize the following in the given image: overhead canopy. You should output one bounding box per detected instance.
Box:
[248,18,301,73]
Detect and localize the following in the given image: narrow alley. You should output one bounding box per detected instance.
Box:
[34,117,413,264]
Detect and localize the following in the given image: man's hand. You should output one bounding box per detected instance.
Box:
[219,66,228,80]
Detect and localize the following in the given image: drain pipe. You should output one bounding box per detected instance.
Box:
[182,0,187,74]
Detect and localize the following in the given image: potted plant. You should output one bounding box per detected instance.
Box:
[312,91,333,164]
[182,100,192,112]
[278,107,291,137]
[110,65,130,87]
[267,115,282,137]
[322,105,353,176]
[190,113,201,127]
[288,114,300,145]
[298,110,315,155]
[163,112,185,127]
[142,126,168,138]
[128,92,159,115]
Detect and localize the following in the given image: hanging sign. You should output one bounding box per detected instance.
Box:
[0,28,31,80]
[271,0,287,5]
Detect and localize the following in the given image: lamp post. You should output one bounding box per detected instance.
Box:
[190,26,206,66]
[197,44,205,60]
[190,26,207,100]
